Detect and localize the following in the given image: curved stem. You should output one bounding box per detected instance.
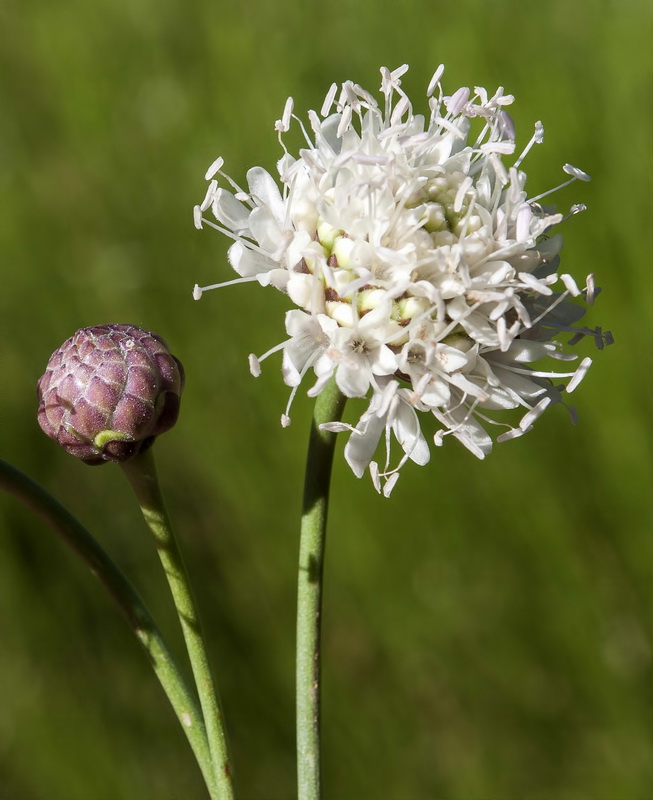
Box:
[296,379,346,800]
[120,449,235,800]
[0,457,217,797]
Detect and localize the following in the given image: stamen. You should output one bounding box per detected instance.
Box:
[560,273,581,296]
[254,340,287,366]
[497,426,529,443]
[369,461,382,493]
[518,271,553,295]
[320,421,357,433]
[390,95,410,125]
[427,64,445,97]
[282,348,323,424]
[351,83,378,110]
[498,111,516,141]
[335,104,352,139]
[528,289,571,328]
[204,156,224,181]
[383,472,400,497]
[199,181,218,213]
[515,204,533,242]
[445,87,470,116]
[566,356,592,393]
[563,163,591,181]
[198,216,273,260]
[560,203,587,224]
[453,176,473,213]
[513,121,544,169]
[432,116,467,139]
[194,276,260,296]
[519,396,552,430]
[293,112,318,150]
[496,316,509,351]
[275,97,294,133]
[480,140,516,155]
[508,365,579,379]
[321,82,339,116]
[249,354,261,377]
[528,163,591,203]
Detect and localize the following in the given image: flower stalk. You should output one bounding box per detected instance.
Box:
[296,379,346,800]
[0,457,217,796]
[120,449,235,800]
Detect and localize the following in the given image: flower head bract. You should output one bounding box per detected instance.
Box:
[194,65,611,495]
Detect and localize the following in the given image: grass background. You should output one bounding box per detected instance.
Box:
[1,0,651,798]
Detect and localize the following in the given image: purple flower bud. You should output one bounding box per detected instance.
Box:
[37,324,185,465]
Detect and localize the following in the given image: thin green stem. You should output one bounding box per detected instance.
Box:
[0,457,217,797]
[120,449,235,800]
[296,379,346,800]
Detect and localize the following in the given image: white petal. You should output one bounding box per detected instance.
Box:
[336,363,371,398]
[392,403,430,466]
[307,369,334,398]
[498,340,553,363]
[262,268,290,291]
[246,167,286,222]
[285,308,313,337]
[435,344,470,373]
[287,273,319,310]
[320,421,355,433]
[477,385,520,410]
[435,407,492,459]
[228,241,277,278]
[420,377,451,407]
[452,423,492,459]
[281,348,302,387]
[282,318,325,385]
[344,413,386,478]
[374,344,399,376]
[248,206,284,252]
[212,189,250,231]
[488,365,547,400]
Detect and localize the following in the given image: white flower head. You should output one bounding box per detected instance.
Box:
[194,65,610,495]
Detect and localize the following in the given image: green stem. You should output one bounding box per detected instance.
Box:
[120,449,235,800]
[296,379,347,800]
[0,457,217,797]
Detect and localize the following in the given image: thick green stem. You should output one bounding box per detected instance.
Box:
[120,449,235,800]
[0,457,217,797]
[296,379,347,800]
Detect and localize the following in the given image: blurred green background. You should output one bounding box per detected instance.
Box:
[1,0,651,798]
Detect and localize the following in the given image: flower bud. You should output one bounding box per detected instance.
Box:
[37,324,185,465]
